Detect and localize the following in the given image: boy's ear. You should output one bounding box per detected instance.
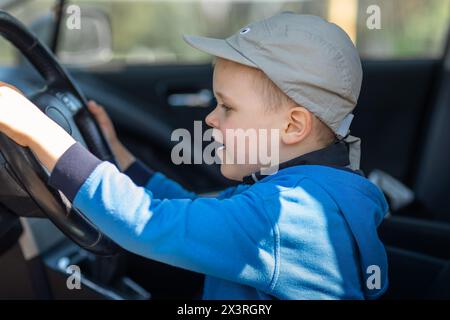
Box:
[281,106,313,145]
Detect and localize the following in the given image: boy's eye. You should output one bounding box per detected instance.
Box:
[220,104,232,112]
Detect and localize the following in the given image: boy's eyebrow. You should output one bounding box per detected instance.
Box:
[214,90,234,104]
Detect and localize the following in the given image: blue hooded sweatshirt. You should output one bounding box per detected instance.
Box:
[48,141,389,300]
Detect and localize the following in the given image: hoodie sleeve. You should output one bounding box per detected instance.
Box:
[122,158,197,199]
[122,159,155,187]
[143,172,197,200]
[122,158,236,200]
[48,143,277,292]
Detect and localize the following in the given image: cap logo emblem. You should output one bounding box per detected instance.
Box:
[240,27,251,35]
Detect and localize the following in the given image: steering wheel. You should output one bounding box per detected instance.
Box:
[0,11,120,256]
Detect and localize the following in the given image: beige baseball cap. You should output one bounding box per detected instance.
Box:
[183,12,363,170]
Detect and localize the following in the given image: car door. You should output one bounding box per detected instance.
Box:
[52,0,449,196]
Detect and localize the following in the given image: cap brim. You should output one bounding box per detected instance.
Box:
[183,35,257,68]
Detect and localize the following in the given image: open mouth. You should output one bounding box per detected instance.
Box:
[212,130,226,152]
[213,140,226,162]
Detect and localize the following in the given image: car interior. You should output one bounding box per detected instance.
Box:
[0,0,449,299]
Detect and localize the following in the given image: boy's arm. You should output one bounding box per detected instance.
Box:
[49,143,277,292]
[88,101,229,200]
[123,159,237,200]
[0,88,254,282]
[122,157,198,200]
[122,156,237,200]
[91,98,233,199]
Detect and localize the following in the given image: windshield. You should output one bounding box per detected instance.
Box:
[0,0,448,67]
[0,0,56,65]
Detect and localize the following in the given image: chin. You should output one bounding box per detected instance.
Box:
[220,164,244,182]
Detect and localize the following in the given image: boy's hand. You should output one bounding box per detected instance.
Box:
[0,86,76,172]
[87,100,135,171]
[87,100,119,147]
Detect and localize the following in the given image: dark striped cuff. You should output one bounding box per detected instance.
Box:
[123,159,154,187]
[48,142,102,202]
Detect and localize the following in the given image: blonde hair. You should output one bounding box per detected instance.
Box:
[249,64,336,146]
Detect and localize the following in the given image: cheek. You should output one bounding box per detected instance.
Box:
[220,121,233,145]
[221,110,279,152]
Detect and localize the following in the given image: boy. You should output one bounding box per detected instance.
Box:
[0,13,388,299]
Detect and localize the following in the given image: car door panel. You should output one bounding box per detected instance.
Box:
[68,59,440,193]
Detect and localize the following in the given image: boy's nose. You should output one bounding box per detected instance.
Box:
[205,107,219,129]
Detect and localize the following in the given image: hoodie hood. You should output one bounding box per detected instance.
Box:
[301,166,390,299]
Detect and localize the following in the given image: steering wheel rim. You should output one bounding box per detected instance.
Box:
[0,11,120,256]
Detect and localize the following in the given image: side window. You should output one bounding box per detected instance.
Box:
[354,0,450,59]
[55,0,450,68]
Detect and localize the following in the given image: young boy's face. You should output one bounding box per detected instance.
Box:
[206,59,286,181]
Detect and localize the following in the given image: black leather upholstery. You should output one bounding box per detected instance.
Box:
[414,71,450,221]
[380,39,450,298]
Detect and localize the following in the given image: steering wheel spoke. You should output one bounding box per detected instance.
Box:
[28,88,88,148]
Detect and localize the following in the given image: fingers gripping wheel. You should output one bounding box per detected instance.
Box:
[0,11,120,256]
